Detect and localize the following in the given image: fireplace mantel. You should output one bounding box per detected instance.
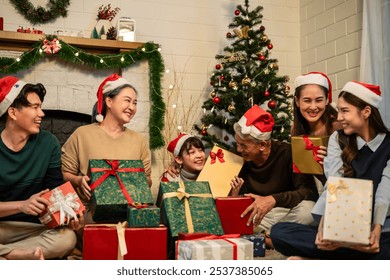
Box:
[0,30,144,54]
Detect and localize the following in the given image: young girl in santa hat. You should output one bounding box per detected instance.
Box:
[270,81,390,259]
[292,72,342,189]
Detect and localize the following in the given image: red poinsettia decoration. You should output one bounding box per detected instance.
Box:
[97,4,120,21]
[42,37,62,54]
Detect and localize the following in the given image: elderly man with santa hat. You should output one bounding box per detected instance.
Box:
[233,104,319,246]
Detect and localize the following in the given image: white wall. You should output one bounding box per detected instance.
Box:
[0,0,362,200]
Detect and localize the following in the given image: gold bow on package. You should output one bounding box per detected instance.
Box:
[323,176,373,245]
[197,145,244,198]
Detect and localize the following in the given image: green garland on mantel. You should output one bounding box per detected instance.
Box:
[10,0,71,25]
[0,35,166,150]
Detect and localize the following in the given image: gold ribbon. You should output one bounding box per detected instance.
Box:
[85,221,128,260]
[327,179,353,203]
[162,181,212,233]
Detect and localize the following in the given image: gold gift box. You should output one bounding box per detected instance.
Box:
[291,135,329,175]
[323,176,373,245]
[197,145,244,198]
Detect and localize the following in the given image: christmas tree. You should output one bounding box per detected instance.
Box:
[194,0,292,152]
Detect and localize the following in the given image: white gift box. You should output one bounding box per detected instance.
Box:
[323,176,373,245]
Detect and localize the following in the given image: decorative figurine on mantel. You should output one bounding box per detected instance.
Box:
[92,4,121,39]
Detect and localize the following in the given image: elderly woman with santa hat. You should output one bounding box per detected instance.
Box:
[270,81,390,260]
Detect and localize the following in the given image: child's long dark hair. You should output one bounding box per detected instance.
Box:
[178,137,205,156]
[337,91,390,177]
[292,84,337,136]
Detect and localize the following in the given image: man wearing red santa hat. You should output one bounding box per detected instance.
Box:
[0,76,80,260]
[233,105,318,243]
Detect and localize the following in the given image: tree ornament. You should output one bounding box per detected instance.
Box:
[268,43,273,50]
[212,96,221,104]
[215,63,222,70]
[201,129,208,136]
[219,75,225,81]
[268,100,277,109]
[224,135,229,141]
[251,81,257,87]
[261,35,268,42]
[260,25,265,32]
[228,104,236,112]
[242,76,251,86]
[234,9,241,16]
[210,90,216,98]
[264,91,270,97]
[226,32,232,38]
[233,26,249,39]
[259,55,265,61]
[229,80,238,89]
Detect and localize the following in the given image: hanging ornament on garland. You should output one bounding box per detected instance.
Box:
[10,0,71,25]
[268,100,277,109]
[41,37,61,54]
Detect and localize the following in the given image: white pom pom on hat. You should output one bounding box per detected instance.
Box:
[0,76,27,116]
[95,73,131,122]
[341,81,382,108]
[167,133,193,156]
[237,104,274,140]
[294,71,333,103]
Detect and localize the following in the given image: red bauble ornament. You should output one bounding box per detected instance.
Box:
[201,129,207,136]
[224,135,229,141]
[212,96,221,104]
[264,91,270,97]
[219,75,225,81]
[215,64,221,70]
[234,9,240,15]
[259,55,265,61]
[268,43,273,50]
[260,25,265,32]
[226,32,232,38]
[268,100,277,109]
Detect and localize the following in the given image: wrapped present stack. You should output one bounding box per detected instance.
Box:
[39,181,85,229]
[291,135,329,175]
[197,145,244,198]
[83,159,167,260]
[323,176,373,246]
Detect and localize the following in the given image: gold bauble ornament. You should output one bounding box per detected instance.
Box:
[210,90,216,98]
[242,76,251,86]
[228,104,236,112]
[261,35,268,42]
[229,80,238,89]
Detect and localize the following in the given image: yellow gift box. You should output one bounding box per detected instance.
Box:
[197,145,244,198]
[291,135,329,175]
[323,177,373,245]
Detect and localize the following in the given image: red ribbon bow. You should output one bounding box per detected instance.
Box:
[89,160,146,207]
[303,135,321,163]
[210,148,225,164]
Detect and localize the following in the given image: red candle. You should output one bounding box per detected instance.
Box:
[0,17,3,31]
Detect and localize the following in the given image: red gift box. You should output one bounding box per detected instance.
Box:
[83,223,168,260]
[39,181,85,229]
[215,196,253,235]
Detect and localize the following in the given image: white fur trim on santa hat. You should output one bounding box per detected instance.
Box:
[237,116,272,141]
[102,77,131,94]
[0,80,27,116]
[173,134,192,156]
[294,73,329,90]
[342,81,382,108]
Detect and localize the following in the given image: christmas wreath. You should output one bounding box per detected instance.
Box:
[10,0,71,25]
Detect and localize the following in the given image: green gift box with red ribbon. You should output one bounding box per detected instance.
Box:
[89,159,153,222]
[291,135,329,175]
[127,206,160,228]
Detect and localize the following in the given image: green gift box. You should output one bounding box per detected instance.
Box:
[160,181,224,237]
[89,159,153,222]
[127,206,160,228]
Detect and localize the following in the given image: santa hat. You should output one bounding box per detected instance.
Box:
[167,133,192,156]
[341,81,382,108]
[0,76,27,116]
[95,73,131,122]
[294,72,333,103]
[236,105,274,140]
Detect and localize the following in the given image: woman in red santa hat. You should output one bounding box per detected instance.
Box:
[271,81,390,259]
[292,72,342,190]
[61,73,151,251]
